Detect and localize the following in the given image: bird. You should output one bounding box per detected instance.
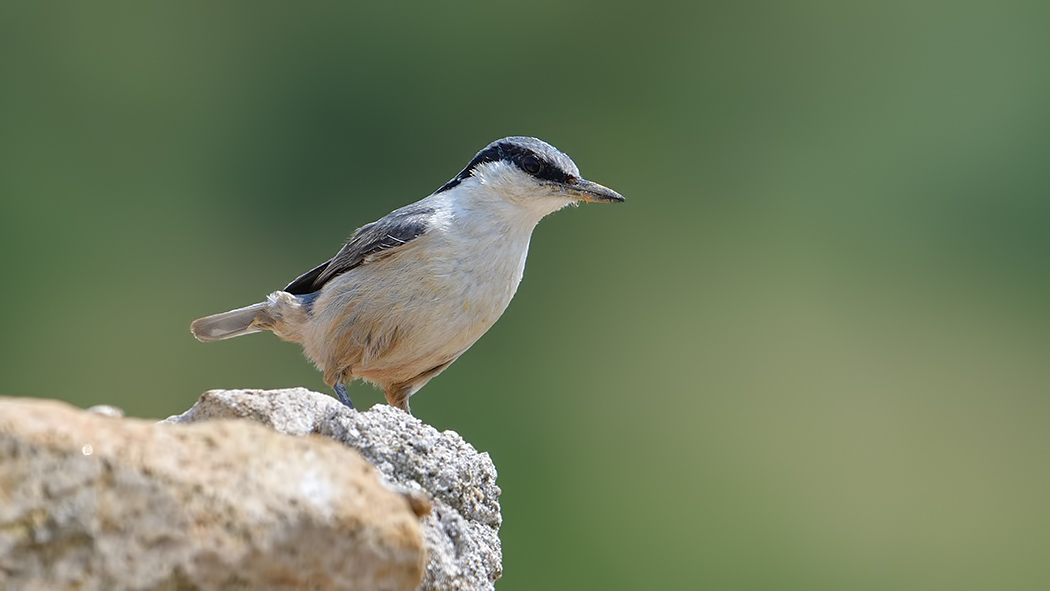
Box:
[190,136,624,412]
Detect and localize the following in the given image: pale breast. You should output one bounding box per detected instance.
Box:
[301,223,533,383]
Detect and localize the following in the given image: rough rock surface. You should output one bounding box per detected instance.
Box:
[164,388,503,591]
[0,396,425,591]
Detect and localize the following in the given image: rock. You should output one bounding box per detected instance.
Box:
[85,403,124,418]
[164,388,503,591]
[0,396,425,591]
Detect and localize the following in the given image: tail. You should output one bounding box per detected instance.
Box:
[190,302,269,342]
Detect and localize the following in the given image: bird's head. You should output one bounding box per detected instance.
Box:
[435,136,624,217]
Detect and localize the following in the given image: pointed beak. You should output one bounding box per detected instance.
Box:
[561,178,626,204]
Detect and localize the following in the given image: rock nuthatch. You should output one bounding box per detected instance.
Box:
[191,136,624,412]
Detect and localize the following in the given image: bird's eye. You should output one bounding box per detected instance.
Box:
[521,155,542,175]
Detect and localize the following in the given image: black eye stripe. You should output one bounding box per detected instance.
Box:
[435,137,580,194]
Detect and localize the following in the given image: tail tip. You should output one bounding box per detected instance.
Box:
[190,318,218,342]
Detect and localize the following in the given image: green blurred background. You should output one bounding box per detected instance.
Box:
[2,1,1048,588]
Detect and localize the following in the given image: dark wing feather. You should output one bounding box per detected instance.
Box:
[282,260,334,295]
[284,205,435,295]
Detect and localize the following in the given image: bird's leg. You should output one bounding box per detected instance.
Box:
[334,382,354,409]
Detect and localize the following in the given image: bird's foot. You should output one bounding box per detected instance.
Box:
[334,383,354,409]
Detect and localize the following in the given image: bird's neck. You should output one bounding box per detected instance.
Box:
[443,178,573,233]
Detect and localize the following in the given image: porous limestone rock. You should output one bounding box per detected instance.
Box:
[164,388,503,591]
[0,396,425,591]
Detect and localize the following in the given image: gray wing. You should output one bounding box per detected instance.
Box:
[284,204,435,295]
